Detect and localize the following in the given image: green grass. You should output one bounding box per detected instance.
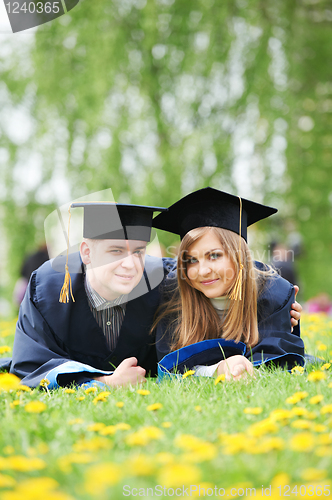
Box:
[0,314,332,499]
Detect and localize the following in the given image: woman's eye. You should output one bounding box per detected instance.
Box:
[187,257,198,264]
[210,252,222,260]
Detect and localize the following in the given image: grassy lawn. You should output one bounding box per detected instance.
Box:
[0,314,331,499]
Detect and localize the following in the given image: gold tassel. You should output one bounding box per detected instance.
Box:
[229,196,243,301]
[229,264,243,301]
[59,205,75,303]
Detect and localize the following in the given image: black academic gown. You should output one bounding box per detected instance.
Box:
[10,253,175,388]
[156,262,305,378]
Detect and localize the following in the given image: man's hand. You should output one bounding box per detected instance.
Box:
[291,285,302,332]
[217,355,255,381]
[94,357,146,387]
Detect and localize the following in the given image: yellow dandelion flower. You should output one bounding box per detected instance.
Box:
[244,407,263,415]
[182,370,195,379]
[320,404,332,415]
[3,455,46,471]
[0,473,16,488]
[115,423,131,431]
[308,371,327,382]
[147,402,162,411]
[312,424,328,433]
[39,378,50,388]
[125,454,156,476]
[290,432,315,452]
[271,472,290,488]
[86,423,106,432]
[64,389,76,394]
[3,446,15,455]
[115,401,124,408]
[328,382,332,388]
[291,407,309,417]
[194,405,202,412]
[247,418,278,437]
[291,419,312,430]
[84,462,122,495]
[24,401,47,413]
[68,418,84,425]
[125,432,150,446]
[215,374,226,385]
[317,434,332,445]
[155,452,175,465]
[315,446,332,457]
[161,422,172,428]
[269,409,292,422]
[84,387,97,394]
[0,346,11,354]
[17,385,31,392]
[309,394,324,405]
[0,373,21,391]
[76,396,85,401]
[253,437,285,453]
[317,343,327,351]
[140,426,164,440]
[58,452,94,472]
[158,463,201,487]
[136,389,151,395]
[99,425,117,436]
[321,363,331,371]
[286,391,308,404]
[301,468,327,481]
[73,437,112,453]
[93,394,108,404]
[291,365,304,374]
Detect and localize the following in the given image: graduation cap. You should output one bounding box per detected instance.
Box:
[153,187,277,300]
[60,202,166,303]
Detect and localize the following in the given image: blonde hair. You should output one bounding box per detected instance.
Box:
[154,227,276,351]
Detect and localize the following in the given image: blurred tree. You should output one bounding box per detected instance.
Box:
[0,0,331,301]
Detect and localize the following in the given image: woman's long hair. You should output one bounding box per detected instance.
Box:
[154,227,275,351]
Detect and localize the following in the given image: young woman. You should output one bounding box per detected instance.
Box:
[153,188,305,381]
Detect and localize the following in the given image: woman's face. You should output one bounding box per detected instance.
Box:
[185,231,236,298]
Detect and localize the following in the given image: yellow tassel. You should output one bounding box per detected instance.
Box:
[59,263,75,303]
[229,264,243,301]
[59,205,75,303]
[229,196,243,301]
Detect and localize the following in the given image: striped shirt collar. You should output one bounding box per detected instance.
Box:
[84,271,127,311]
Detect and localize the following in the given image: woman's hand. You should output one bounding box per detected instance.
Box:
[217,355,255,381]
[94,357,146,387]
[291,285,302,332]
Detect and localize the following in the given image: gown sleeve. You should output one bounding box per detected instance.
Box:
[10,274,112,388]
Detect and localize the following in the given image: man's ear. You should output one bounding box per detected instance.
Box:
[80,240,91,265]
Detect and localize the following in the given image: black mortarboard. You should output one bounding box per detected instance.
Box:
[152,187,277,242]
[59,202,166,303]
[71,202,166,242]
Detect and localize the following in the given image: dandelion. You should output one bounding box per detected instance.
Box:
[291,407,309,417]
[99,425,117,436]
[73,437,112,453]
[158,463,201,487]
[269,409,292,422]
[247,418,278,437]
[321,363,331,371]
[115,401,124,408]
[76,396,85,401]
[312,424,328,433]
[68,418,84,425]
[10,400,21,409]
[86,423,106,432]
[39,379,50,388]
[0,346,11,354]
[84,462,122,495]
[291,419,312,430]
[320,404,332,415]
[115,423,131,431]
[147,402,162,411]
[84,387,97,394]
[291,366,304,374]
[215,374,226,385]
[244,407,263,415]
[0,373,21,391]
[161,422,172,428]
[125,454,156,476]
[290,432,315,452]
[0,455,46,471]
[194,406,202,412]
[309,395,324,405]
[24,401,47,413]
[64,389,76,394]
[155,452,175,465]
[17,385,31,392]
[317,343,327,351]
[301,468,327,481]
[0,473,16,487]
[328,382,332,388]
[285,391,308,404]
[308,371,327,382]
[136,389,151,395]
[182,370,195,379]
[58,452,94,472]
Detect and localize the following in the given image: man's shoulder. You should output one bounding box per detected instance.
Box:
[255,261,294,314]
[33,252,84,296]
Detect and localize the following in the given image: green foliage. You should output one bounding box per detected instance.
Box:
[0,0,331,299]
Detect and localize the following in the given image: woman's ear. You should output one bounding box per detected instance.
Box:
[80,240,91,265]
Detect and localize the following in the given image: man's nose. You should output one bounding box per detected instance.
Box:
[121,253,135,269]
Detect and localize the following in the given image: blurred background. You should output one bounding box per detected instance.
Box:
[0,0,331,315]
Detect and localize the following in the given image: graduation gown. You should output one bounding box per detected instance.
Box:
[10,253,175,388]
[156,262,305,380]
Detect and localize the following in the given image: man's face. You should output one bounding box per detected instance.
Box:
[80,239,147,301]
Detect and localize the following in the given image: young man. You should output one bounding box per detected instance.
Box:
[9,200,302,388]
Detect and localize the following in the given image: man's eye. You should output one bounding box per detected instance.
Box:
[109,250,122,254]
[134,250,145,256]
